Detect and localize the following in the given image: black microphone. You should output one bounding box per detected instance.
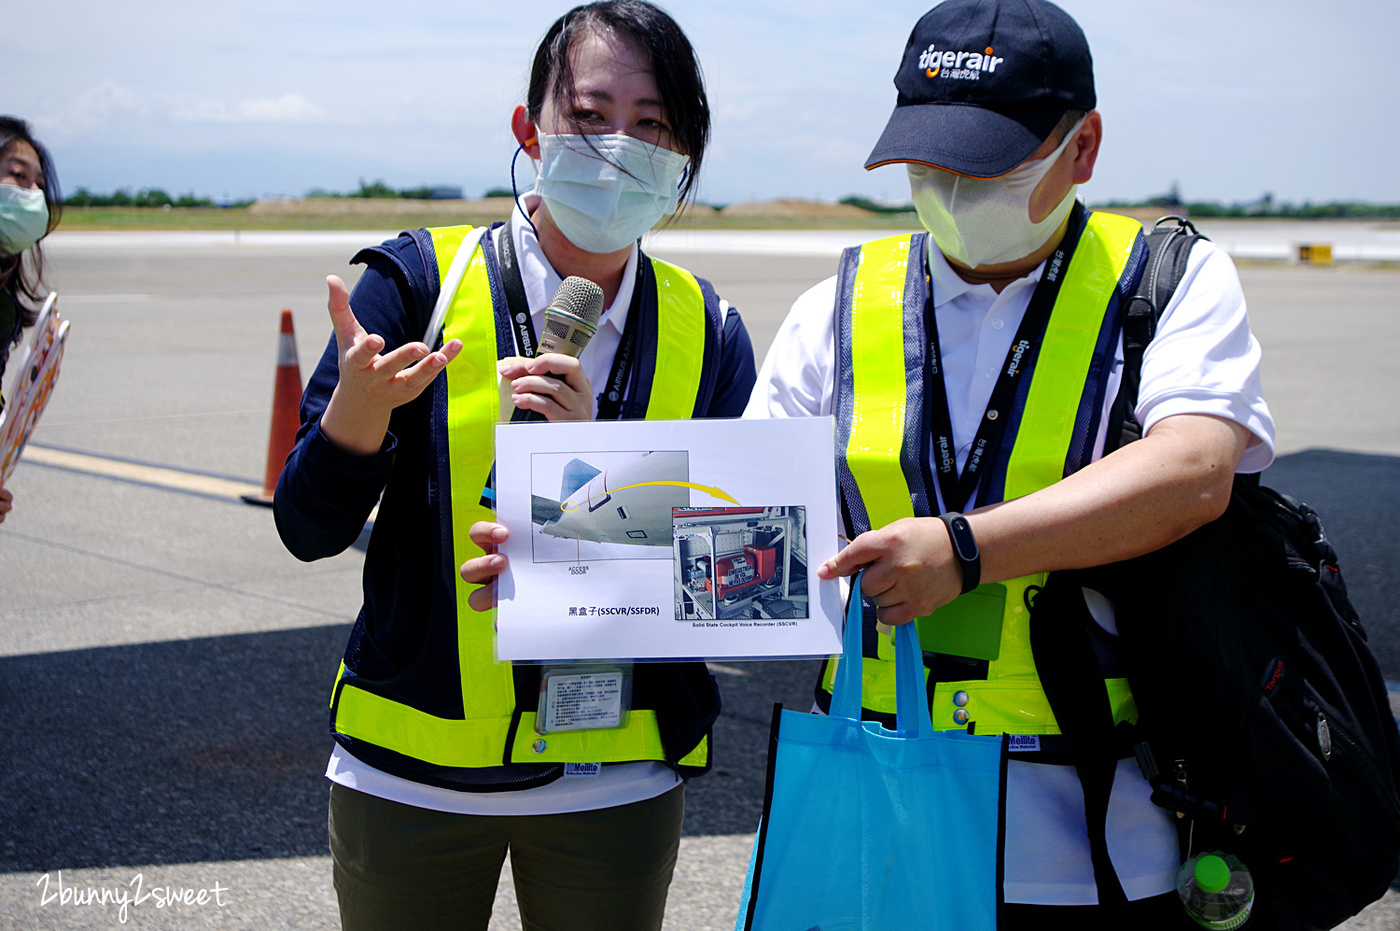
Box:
[511,275,605,423]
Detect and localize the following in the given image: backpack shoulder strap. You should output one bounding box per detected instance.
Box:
[1104,216,1207,452]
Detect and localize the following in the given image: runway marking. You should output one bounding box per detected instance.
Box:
[20,444,380,526]
[21,445,262,501]
[43,409,266,427]
[57,293,154,304]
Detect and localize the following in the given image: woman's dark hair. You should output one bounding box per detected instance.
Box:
[0,116,63,344]
[526,1,709,206]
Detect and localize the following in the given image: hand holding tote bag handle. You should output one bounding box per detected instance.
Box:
[736,571,1005,931]
[830,571,934,739]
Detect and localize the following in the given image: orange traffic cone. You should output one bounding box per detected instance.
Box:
[243,309,303,507]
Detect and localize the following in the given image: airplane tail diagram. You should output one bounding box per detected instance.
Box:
[559,458,601,500]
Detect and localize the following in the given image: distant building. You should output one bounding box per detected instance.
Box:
[426,186,463,200]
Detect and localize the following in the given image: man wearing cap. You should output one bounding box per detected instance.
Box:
[745,0,1274,925]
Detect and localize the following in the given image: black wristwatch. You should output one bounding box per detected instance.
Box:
[938,511,980,594]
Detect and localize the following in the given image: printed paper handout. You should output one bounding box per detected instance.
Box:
[0,293,70,486]
[493,417,842,662]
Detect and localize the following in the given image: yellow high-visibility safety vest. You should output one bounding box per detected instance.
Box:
[330,225,713,769]
[825,212,1145,736]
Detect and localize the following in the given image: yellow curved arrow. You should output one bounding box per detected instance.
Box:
[560,480,741,513]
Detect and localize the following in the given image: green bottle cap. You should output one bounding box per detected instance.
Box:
[1194,855,1231,894]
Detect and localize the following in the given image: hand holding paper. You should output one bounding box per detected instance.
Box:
[460,521,510,612]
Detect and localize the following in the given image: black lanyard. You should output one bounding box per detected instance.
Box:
[495,218,539,359]
[924,220,1083,512]
[596,291,640,421]
[494,219,642,421]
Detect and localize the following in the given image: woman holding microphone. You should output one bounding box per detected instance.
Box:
[274,4,755,929]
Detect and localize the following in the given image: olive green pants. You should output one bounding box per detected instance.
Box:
[329,783,684,931]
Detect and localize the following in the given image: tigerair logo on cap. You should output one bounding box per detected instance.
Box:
[918,43,1005,81]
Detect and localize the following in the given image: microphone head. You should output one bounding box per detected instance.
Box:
[539,276,604,357]
[550,276,604,329]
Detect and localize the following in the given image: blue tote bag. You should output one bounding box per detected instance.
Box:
[736,572,1005,930]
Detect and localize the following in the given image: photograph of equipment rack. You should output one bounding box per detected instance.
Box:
[672,506,808,621]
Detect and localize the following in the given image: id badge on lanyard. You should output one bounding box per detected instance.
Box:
[535,664,634,734]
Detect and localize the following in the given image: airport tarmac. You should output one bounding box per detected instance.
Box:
[1,229,1397,929]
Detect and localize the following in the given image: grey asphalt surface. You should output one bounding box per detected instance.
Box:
[1,229,1397,930]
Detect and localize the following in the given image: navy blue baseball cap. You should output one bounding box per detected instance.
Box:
[865,0,1095,178]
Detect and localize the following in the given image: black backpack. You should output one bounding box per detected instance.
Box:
[1029,217,1400,930]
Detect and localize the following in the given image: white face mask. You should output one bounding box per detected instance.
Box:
[0,184,49,254]
[908,117,1084,269]
[533,132,690,254]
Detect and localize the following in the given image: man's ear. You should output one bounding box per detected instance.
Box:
[511,105,540,158]
[1071,109,1102,184]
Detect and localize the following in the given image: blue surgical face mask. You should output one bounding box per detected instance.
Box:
[0,184,50,254]
[533,133,690,254]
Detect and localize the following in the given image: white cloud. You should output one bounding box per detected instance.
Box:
[172,93,330,124]
[36,81,146,134]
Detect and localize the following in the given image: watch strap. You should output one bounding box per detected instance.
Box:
[938,511,981,595]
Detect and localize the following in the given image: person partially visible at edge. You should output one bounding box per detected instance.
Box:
[0,116,63,524]
[744,1,1274,928]
[272,3,756,929]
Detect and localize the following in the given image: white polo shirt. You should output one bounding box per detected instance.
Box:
[746,231,1274,475]
[744,226,1276,905]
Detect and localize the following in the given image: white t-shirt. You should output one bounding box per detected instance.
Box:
[744,227,1277,905]
[325,201,682,816]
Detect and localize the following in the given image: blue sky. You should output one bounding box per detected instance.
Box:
[8,0,1398,206]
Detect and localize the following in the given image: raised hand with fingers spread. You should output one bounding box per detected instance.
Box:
[318,273,462,456]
